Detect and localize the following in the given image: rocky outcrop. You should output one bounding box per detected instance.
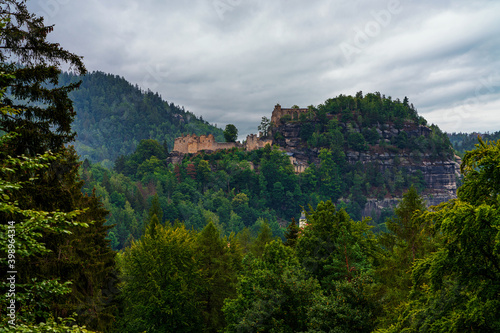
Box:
[362,195,452,220]
[272,120,460,216]
[345,150,459,198]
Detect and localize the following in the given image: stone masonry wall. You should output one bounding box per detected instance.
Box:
[173,134,238,154]
[271,104,309,125]
[173,133,272,154]
[246,134,272,151]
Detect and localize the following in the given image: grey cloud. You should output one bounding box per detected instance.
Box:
[27,0,500,137]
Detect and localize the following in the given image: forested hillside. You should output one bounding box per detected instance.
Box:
[448,130,500,156]
[60,71,224,165]
[82,92,459,251]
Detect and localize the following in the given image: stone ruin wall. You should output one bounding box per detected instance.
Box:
[173,134,237,154]
[173,133,271,154]
[271,104,309,125]
[246,134,273,151]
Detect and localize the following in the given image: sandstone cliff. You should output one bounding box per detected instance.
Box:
[271,121,460,216]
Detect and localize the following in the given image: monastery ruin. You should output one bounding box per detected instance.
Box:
[170,104,310,173]
[172,133,273,154]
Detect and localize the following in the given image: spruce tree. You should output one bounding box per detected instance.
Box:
[0,0,86,153]
[0,2,116,330]
[284,218,300,247]
[196,221,239,332]
[250,220,274,258]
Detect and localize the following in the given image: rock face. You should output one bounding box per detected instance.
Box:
[345,150,459,198]
[272,121,460,216]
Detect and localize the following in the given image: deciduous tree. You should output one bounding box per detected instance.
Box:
[223,124,238,142]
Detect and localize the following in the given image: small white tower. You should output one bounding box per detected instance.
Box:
[299,211,307,229]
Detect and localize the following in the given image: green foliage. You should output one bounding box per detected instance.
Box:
[0,1,85,153]
[385,139,500,332]
[196,222,241,332]
[257,116,271,137]
[223,124,238,142]
[0,115,107,332]
[249,219,276,258]
[0,10,116,331]
[10,316,96,332]
[0,135,84,330]
[448,131,500,157]
[117,224,204,332]
[280,114,292,123]
[296,201,374,286]
[318,148,343,201]
[267,92,454,221]
[223,241,322,332]
[347,131,368,151]
[373,186,436,328]
[284,218,300,247]
[295,201,378,331]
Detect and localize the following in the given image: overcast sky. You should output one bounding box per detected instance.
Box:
[28,0,500,138]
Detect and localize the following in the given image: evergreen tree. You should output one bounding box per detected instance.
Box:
[148,193,163,223]
[295,201,378,332]
[284,218,300,247]
[196,222,240,332]
[249,220,275,258]
[0,0,86,153]
[0,81,94,331]
[374,186,434,329]
[0,4,115,330]
[223,241,321,332]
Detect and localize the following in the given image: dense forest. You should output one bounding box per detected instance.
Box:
[61,71,224,166]
[83,91,454,251]
[448,130,500,156]
[1,2,500,332]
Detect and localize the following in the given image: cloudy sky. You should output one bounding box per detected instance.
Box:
[28,0,500,138]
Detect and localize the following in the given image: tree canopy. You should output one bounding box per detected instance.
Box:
[223,124,238,142]
[383,138,500,332]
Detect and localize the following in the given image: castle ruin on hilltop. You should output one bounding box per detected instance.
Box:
[170,104,309,173]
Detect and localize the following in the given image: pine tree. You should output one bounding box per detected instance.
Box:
[148,193,164,223]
